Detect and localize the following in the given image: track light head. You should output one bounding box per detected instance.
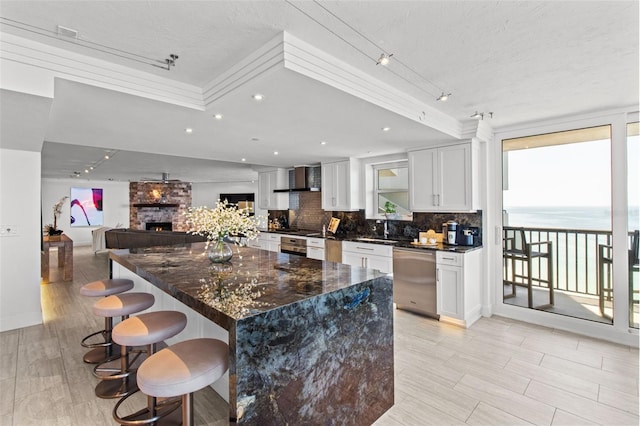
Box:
[376,53,393,66]
[437,92,451,101]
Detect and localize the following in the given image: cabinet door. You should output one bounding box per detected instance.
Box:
[321,162,336,209]
[307,246,325,260]
[408,149,437,211]
[437,264,463,319]
[365,254,393,274]
[436,144,472,211]
[342,252,364,268]
[258,171,271,210]
[333,160,351,210]
[258,170,289,210]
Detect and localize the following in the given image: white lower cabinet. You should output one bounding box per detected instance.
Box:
[342,241,393,274]
[307,237,325,260]
[246,237,262,250]
[436,249,482,328]
[266,233,281,252]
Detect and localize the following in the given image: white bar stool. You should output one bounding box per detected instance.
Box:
[114,338,229,426]
[91,292,155,399]
[111,311,188,425]
[80,278,134,364]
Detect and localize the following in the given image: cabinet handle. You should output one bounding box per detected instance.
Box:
[432,194,436,206]
[442,256,455,261]
[356,246,375,251]
[436,194,440,206]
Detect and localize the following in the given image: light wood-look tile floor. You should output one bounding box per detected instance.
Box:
[1,246,638,425]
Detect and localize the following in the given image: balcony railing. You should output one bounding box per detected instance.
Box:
[503,226,614,296]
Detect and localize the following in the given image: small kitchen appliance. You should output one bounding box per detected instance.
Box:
[446,221,458,245]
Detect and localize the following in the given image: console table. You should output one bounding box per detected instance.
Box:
[42,234,73,283]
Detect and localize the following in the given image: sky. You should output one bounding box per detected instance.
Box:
[503,136,639,208]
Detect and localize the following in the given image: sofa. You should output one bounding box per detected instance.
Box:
[104,229,207,249]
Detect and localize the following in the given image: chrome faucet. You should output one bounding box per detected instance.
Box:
[375,219,390,239]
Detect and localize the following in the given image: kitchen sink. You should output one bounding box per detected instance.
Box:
[355,237,398,244]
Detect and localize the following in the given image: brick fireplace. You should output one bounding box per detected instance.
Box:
[129,182,191,231]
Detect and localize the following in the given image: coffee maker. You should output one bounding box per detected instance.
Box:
[445,221,458,245]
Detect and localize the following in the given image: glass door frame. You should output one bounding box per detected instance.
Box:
[488,110,637,345]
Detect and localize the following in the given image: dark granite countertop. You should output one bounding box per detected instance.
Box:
[263,229,482,253]
[109,242,388,330]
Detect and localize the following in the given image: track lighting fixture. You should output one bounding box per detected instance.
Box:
[470,111,493,120]
[153,54,179,71]
[376,53,393,66]
[436,92,451,102]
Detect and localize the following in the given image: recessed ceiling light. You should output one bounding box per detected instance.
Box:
[320,141,327,145]
[382,127,391,132]
[274,151,279,156]
[252,94,264,101]
[104,155,110,160]
[214,114,223,120]
[185,128,193,133]
[84,169,89,173]
[241,158,246,162]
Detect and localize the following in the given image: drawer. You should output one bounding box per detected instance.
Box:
[436,251,463,267]
[342,241,393,258]
[307,246,325,260]
[307,237,325,248]
[266,233,281,241]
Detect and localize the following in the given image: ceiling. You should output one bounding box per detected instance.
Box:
[0,1,638,183]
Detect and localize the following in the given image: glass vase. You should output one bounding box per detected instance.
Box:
[208,237,233,263]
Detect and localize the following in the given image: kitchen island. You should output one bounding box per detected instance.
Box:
[109,243,394,425]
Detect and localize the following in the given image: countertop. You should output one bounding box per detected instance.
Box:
[263,228,482,253]
[109,243,388,328]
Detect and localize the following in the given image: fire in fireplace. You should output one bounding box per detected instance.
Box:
[146,222,172,232]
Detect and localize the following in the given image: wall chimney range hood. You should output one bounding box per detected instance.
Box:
[274,166,321,192]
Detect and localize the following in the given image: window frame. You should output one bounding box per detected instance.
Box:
[370,160,412,221]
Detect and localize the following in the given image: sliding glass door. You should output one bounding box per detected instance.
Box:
[628,122,639,329]
[502,126,614,324]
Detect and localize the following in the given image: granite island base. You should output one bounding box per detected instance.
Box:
[109,243,394,425]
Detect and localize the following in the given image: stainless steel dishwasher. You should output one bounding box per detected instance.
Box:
[392,247,438,318]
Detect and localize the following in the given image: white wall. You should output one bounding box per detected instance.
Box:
[0,148,43,331]
[41,178,130,246]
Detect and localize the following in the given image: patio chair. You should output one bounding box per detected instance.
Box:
[503,227,554,309]
[598,230,639,320]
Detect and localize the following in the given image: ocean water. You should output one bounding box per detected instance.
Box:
[504,205,639,232]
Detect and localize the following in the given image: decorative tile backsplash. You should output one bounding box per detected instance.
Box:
[269,194,482,244]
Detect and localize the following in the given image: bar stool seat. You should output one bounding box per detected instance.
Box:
[80,278,134,297]
[114,338,228,426]
[80,278,134,364]
[92,292,155,399]
[111,311,188,425]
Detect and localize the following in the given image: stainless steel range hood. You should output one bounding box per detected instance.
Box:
[274,166,321,192]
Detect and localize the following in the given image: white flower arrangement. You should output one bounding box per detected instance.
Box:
[198,276,270,318]
[185,199,262,249]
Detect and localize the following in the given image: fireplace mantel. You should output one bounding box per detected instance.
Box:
[132,203,179,208]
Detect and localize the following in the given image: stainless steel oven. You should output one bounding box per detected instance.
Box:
[280,237,307,257]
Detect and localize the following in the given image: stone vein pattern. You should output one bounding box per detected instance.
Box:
[109,244,395,424]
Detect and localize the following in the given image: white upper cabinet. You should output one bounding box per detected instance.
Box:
[258,169,289,210]
[321,159,362,211]
[409,140,480,212]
